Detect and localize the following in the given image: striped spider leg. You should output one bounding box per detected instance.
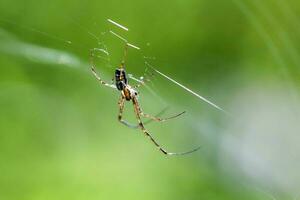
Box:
[131,95,201,155]
[118,95,184,129]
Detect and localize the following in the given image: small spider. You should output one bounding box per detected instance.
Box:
[90,44,201,155]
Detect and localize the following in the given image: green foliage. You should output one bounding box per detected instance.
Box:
[1,0,299,199]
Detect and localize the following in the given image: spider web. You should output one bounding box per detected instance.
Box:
[104,19,229,115]
[0,17,228,116]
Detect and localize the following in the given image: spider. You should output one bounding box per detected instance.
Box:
[90,44,201,156]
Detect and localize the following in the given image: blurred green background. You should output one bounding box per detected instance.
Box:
[1,0,300,199]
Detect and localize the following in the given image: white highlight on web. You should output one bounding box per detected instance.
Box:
[107,19,129,31]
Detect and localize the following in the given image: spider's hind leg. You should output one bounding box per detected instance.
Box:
[136,103,185,123]
[118,99,170,129]
[140,110,186,123]
[132,97,200,156]
[118,96,139,129]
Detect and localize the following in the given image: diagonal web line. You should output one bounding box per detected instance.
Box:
[145,62,231,115]
[107,19,129,31]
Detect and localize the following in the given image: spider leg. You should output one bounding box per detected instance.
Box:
[118,97,169,129]
[118,96,139,128]
[90,48,116,89]
[140,110,186,122]
[136,102,186,122]
[132,97,201,156]
[143,107,169,125]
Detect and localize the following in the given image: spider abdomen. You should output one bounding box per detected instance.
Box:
[115,69,128,90]
[123,88,132,101]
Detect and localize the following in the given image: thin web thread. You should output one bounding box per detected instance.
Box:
[145,61,231,116]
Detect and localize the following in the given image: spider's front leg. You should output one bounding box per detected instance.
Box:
[90,48,116,89]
